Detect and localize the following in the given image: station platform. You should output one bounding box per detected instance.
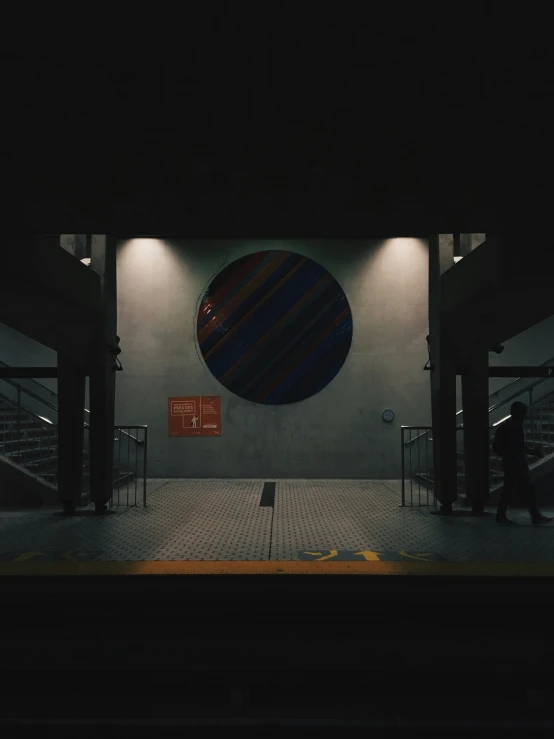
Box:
[1,479,554,576]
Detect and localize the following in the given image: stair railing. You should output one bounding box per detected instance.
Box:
[401,386,554,507]
[0,361,142,446]
[0,359,58,398]
[0,391,57,486]
[406,355,554,447]
[0,391,148,507]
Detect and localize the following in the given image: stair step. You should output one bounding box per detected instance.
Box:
[0,416,55,427]
[0,435,59,452]
[114,474,136,489]
[5,447,60,463]
[40,473,134,489]
[0,404,45,414]
[26,458,59,471]
[7,450,91,466]
[0,423,52,435]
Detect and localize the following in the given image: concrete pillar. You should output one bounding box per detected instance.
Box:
[429,235,458,511]
[88,236,117,510]
[453,234,461,257]
[460,233,472,257]
[57,354,86,512]
[461,350,490,513]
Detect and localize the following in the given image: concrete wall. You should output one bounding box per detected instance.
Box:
[115,238,431,478]
[3,236,551,479]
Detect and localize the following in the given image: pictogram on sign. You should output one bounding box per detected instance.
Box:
[168,396,221,436]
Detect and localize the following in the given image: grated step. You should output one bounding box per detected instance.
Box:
[0,434,58,447]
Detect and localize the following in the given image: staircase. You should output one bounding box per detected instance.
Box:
[460,391,554,503]
[0,392,135,507]
[408,367,554,507]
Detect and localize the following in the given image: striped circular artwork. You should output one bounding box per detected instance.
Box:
[197,250,353,405]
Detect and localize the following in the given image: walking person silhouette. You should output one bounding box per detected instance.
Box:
[493,402,552,525]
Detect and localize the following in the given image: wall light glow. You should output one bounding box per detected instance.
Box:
[378,237,428,266]
[124,238,166,253]
[118,238,172,272]
[382,237,426,250]
[118,238,189,298]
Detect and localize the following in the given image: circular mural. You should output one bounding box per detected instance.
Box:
[197,250,353,405]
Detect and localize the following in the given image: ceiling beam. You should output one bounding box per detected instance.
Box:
[0,238,102,365]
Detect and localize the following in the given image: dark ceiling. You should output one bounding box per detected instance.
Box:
[3,6,548,237]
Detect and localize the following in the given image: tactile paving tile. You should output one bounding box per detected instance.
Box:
[0,480,272,561]
[271,481,554,563]
[272,480,430,559]
[410,505,554,563]
[0,479,554,564]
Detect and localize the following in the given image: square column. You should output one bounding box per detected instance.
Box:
[88,236,117,508]
[429,235,458,510]
[461,351,490,513]
[57,354,86,510]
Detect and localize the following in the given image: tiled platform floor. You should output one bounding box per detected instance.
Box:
[0,479,553,566]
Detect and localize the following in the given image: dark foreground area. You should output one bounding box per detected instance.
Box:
[1,575,554,736]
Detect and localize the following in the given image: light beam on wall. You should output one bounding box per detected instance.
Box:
[361,238,427,298]
[123,238,166,253]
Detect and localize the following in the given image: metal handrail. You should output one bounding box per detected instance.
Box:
[405,377,554,448]
[401,391,554,507]
[0,389,55,426]
[406,358,554,446]
[1,393,148,507]
[108,425,148,507]
[489,375,530,397]
[0,359,58,398]
[0,362,142,445]
[488,376,553,415]
[114,426,147,445]
[0,376,59,414]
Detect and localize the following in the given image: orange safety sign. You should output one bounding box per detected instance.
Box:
[168,396,221,437]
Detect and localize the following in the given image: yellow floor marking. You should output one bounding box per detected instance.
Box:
[354,550,381,561]
[1,560,554,576]
[397,551,434,562]
[315,549,339,561]
[11,552,46,562]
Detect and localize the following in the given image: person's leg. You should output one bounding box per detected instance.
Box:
[517,471,540,519]
[517,472,552,523]
[496,466,515,522]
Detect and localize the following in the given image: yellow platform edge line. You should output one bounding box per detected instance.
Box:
[1,561,554,576]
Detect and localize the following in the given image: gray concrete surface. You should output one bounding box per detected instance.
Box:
[0,479,553,563]
[115,238,431,478]
[2,237,554,482]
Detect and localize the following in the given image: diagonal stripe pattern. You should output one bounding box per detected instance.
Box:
[197,251,353,404]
